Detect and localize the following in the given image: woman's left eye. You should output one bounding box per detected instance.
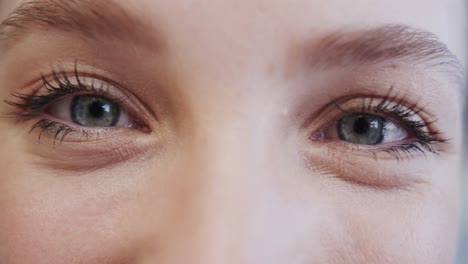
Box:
[45,94,133,128]
[334,113,407,145]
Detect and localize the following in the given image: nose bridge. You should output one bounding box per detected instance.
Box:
[194,115,263,217]
[175,110,272,263]
[186,85,273,180]
[176,127,310,264]
[195,117,263,177]
[148,80,300,263]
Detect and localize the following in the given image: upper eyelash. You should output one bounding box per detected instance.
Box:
[333,87,447,160]
[4,66,116,120]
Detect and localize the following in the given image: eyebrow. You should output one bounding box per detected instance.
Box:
[301,25,464,81]
[0,0,160,50]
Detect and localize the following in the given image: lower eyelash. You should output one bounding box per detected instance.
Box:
[29,118,97,146]
[376,140,444,161]
[31,118,79,145]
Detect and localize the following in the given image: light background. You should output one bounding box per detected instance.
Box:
[457,83,467,263]
[458,175,467,262]
[456,2,467,262]
[457,106,467,263]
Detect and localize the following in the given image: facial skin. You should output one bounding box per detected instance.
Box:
[0,0,466,263]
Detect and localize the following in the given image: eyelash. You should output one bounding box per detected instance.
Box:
[5,67,447,160]
[4,67,130,144]
[330,89,447,160]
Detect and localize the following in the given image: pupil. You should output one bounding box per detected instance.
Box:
[89,101,106,119]
[353,117,369,135]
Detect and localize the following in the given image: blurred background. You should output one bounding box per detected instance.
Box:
[457,96,467,263]
[458,141,467,262]
[455,3,466,263]
[456,6,467,257]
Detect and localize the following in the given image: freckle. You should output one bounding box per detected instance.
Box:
[391,64,398,69]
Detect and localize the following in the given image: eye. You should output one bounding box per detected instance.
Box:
[336,113,407,145]
[304,94,447,187]
[3,66,154,145]
[46,94,133,128]
[308,94,446,161]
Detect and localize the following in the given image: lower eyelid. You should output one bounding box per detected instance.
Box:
[302,145,427,189]
[28,118,137,145]
[24,128,160,172]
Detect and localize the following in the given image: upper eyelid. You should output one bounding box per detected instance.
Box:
[330,99,427,130]
[44,73,129,104]
[6,72,120,110]
[302,90,433,128]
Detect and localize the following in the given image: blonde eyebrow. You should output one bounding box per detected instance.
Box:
[295,25,465,90]
[0,0,162,50]
[309,25,461,67]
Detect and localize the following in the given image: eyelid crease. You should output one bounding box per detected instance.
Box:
[303,86,433,130]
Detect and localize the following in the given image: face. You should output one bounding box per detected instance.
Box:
[0,0,465,263]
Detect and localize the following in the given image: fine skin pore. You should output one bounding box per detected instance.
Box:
[0,0,466,263]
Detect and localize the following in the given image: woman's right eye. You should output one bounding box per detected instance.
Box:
[45,94,134,128]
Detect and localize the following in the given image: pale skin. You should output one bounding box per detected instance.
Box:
[0,0,466,263]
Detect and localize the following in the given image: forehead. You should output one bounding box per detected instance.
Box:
[0,0,465,70]
[1,0,465,63]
